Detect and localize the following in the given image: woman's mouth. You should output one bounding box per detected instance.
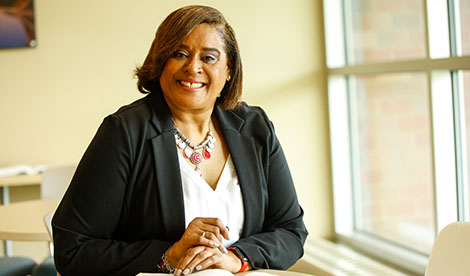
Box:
[179,80,206,89]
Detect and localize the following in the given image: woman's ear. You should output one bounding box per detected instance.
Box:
[226,68,232,81]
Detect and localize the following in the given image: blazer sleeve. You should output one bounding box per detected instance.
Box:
[232,110,308,270]
[52,115,169,276]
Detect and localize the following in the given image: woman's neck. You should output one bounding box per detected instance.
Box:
[170,109,213,144]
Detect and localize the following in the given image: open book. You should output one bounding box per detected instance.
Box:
[138,269,279,276]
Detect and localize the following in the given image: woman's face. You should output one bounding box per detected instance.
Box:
[159,23,230,114]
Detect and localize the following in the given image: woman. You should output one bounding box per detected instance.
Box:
[52,5,307,276]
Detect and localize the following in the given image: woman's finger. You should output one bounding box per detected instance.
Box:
[196,248,247,273]
[200,231,228,253]
[170,217,230,268]
[196,230,219,248]
[192,251,218,272]
[190,217,229,240]
[177,247,221,276]
[202,218,230,240]
[173,246,202,276]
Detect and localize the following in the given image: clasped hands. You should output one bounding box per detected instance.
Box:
[167,217,242,276]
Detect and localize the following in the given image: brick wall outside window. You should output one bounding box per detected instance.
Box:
[460,0,470,55]
[349,0,435,253]
[354,73,435,253]
[350,0,426,63]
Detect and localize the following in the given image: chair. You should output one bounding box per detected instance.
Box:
[40,165,76,200]
[36,165,75,276]
[425,222,470,276]
[31,256,57,276]
[35,212,58,276]
[0,256,36,276]
[43,211,54,244]
[40,164,75,255]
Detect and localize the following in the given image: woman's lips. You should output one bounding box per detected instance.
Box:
[179,80,206,89]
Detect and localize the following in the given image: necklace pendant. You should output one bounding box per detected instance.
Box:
[190,151,203,165]
[195,167,203,177]
[207,141,214,150]
[183,146,192,159]
[203,148,211,160]
[173,121,215,177]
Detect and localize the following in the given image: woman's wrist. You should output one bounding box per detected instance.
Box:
[227,247,250,273]
[167,243,180,268]
[157,246,175,273]
[226,251,243,273]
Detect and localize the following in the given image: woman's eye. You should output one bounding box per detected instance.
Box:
[172,52,188,59]
[202,56,216,63]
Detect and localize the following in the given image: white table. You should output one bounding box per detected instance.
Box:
[0,174,43,256]
[0,199,58,256]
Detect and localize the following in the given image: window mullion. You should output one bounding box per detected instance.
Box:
[430,70,459,232]
[347,76,363,231]
[328,76,354,234]
[323,0,346,68]
[426,0,451,58]
[453,70,470,221]
[341,0,354,65]
[448,0,463,56]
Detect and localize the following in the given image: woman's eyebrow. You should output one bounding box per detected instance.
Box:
[203,47,221,55]
[177,44,190,50]
[178,44,220,55]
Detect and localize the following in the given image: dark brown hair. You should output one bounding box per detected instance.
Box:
[135,5,243,109]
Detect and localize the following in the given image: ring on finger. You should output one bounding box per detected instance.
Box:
[202,231,206,238]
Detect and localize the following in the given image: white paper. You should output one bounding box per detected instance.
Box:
[0,164,47,177]
[137,269,278,276]
[137,269,234,276]
[240,273,277,276]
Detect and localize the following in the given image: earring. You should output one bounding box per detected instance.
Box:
[227,75,231,81]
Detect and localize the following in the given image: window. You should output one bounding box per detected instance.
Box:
[324,0,470,274]
[455,0,470,56]
[349,0,426,63]
[352,73,435,254]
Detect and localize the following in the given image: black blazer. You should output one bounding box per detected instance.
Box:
[52,92,308,276]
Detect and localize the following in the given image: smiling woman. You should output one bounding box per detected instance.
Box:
[135,5,243,110]
[159,23,231,114]
[51,5,307,276]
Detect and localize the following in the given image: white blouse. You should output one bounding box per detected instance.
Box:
[178,153,244,248]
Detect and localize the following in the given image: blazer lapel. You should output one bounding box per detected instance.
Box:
[214,107,264,237]
[148,93,185,241]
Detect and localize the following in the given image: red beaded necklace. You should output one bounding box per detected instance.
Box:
[173,121,216,177]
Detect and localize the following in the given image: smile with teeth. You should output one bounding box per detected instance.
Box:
[179,80,205,89]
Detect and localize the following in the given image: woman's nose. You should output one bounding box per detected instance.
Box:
[183,57,202,74]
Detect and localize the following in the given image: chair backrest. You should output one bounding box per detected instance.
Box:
[41,165,76,200]
[425,222,470,276]
[43,211,55,244]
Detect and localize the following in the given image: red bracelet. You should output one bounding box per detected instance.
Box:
[228,247,249,272]
[156,248,175,273]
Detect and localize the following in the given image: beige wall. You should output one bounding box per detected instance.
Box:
[0,0,332,261]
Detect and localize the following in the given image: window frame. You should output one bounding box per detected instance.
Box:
[324,0,470,274]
